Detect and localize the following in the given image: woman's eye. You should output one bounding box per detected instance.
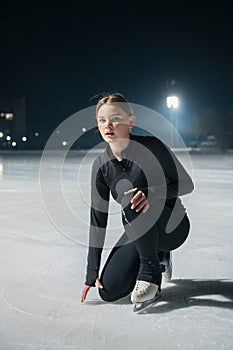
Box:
[98,119,106,124]
[112,117,120,122]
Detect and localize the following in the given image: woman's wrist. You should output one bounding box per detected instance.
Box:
[85,268,99,287]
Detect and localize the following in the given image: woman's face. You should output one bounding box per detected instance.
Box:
[96,103,135,143]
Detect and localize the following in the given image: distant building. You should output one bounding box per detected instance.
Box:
[0,97,26,149]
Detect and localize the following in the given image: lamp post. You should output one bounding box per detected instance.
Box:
[166,95,179,148]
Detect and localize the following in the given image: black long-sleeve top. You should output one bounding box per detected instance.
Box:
[85,134,194,286]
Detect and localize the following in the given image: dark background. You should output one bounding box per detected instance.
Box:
[0,1,232,149]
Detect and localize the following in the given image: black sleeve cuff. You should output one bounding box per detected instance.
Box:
[85,269,98,287]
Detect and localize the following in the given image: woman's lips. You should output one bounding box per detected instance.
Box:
[105,132,114,136]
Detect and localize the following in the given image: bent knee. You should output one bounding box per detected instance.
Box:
[98,288,119,302]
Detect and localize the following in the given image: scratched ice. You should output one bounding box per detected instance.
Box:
[0,152,232,350]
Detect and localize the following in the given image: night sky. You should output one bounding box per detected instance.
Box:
[0,1,232,139]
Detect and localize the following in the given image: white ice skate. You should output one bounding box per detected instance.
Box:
[131,280,161,312]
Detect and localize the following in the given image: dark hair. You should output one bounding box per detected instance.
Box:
[95,92,133,117]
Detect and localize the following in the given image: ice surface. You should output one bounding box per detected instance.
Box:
[0,152,232,349]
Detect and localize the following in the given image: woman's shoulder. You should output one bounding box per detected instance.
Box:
[92,148,110,169]
[131,134,172,160]
[131,134,166,147]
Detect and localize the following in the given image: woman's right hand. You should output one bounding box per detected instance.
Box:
[81,278,103,303]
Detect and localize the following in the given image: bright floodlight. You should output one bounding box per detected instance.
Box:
[5,112,14,120]
[12,141,17,147]
[62,141,67,146]
[0,132,3,138]
[22,136,27,142]
[166,96,179,109]
[6,136,11,141]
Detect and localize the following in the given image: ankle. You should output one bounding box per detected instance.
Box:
[137,256,161,285]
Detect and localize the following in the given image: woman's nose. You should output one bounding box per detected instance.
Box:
[106,119,113,127]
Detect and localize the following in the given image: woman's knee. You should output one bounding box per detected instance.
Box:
[158,213,191,251]
[98,288,121,302]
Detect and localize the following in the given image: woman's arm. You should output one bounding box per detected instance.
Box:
[145,137,194,200]
[85,157,110,287]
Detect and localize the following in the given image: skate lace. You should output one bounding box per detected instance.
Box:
[135,281,150,295]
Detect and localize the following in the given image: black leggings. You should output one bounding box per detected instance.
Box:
[99,205,190,302]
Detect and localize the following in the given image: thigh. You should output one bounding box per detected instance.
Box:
[99,237,140,302]
[158,205,191,251]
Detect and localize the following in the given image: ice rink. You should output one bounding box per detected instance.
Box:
[0,150,232,350]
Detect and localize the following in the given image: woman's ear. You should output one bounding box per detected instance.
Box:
[129,115,136,129]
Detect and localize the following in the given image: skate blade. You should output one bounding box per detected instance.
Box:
[133,293,161,313]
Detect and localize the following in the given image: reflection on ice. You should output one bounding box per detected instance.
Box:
[191,295,232,302]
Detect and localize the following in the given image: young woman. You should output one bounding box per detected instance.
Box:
[81,93,194,307]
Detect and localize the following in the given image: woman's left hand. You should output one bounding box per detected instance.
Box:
[124,188,150,213]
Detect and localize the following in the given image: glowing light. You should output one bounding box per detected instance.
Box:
[34,132,39,137]
[5,113,14,120]
[22,136,27,142]
[166,96,179,109]
[6,136,11,141]
[62,141,67,146]
[12,141,17,147]
[82,127,87,132]
[0,132,3,138]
